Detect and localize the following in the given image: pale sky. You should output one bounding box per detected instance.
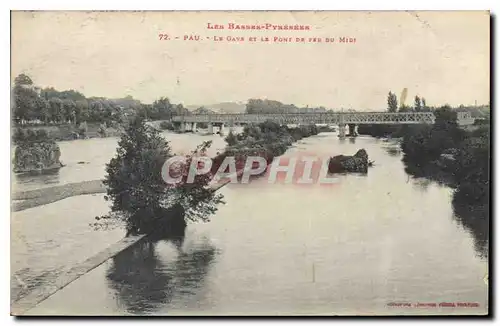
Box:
[11,11,490,109]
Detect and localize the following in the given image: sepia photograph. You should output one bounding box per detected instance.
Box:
[9,10,490,316]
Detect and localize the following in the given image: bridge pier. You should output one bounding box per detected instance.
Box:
[207,123,214,134]
[228,121,236,134]
[192,122,197,133]
[219,124,226,136]
[338,124,346,138]
[180,122,186,133]
[347,123,358,137]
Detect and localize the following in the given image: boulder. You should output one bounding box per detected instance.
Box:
[13,141,63,173]
[328,149,369,173]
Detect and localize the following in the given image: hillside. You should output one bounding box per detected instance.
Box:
[186,102,247,114]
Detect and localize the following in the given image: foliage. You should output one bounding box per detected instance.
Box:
[414,96,422,112]
[159,121,175,131]
[357,124,402,138]
[12,127,61,173]
[224,131,238,146]
[98,116,223,235]
[401,106,466,163]
[387,92,398,112]
[12,73,189,126]
[212,120,320,178]
[400,110,490,257]
[13,128,50,145]
[245,98,329,114]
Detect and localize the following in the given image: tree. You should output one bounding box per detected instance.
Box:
[421,98,427,110]
[414,96,422,112]
[49,98,63,123]
[34,97,50,123]
[387,92,398,113]
[98,116,223,235]
[62,99,76,123]
[225,130,238,146]
[13,74,39,123]
[399,105,411,112]
[75,100,90,124]
[14,74,34,87]
[152,97,174,120]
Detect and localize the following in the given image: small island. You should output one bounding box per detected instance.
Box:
[13,129,63,173]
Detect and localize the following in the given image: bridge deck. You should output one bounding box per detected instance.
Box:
[172,112,474,125]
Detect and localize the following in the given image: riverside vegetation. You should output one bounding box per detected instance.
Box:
[212,121,320,176]
[361,103,489,257]
[94,117,224,237]
[355,91,489,257]
[93,119,322,237]
[401,108,490,257]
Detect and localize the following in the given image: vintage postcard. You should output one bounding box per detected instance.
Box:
[10,11,490,316]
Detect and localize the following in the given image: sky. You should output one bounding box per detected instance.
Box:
[11,11,490,109]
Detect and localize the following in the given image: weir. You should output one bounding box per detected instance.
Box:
[11,234,147,315]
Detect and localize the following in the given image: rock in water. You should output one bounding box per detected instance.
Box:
[328,149,369,173]
[13,138,63,173]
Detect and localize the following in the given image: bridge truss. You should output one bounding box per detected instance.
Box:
[172,111,474,125]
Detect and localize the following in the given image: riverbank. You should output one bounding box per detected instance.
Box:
[12,123,122,142]
[400,114,489,257]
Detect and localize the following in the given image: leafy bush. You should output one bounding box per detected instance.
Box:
[97,116,224,236]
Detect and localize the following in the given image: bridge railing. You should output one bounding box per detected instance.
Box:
[172,112,438,125]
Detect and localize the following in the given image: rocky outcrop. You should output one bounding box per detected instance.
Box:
[328,149,369,173]
[13,140,63,173]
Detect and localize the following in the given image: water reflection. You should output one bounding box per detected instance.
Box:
[106,232,218,315]
[452,200,489,259]
[384,146,401,157]
[13,168,60,188]
[404,161,489,258]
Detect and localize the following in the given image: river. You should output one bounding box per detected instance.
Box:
[11,131,488,315]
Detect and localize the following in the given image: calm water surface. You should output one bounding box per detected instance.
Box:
[12,131,488,315]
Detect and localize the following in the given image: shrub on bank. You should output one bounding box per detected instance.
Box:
[159,121,175,131]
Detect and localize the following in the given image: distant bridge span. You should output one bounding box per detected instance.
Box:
[171,111,474,136]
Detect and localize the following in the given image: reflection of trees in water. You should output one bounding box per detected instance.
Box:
[404,160,489,258]
[385,146,401,157]
[403,160,454,187]
[14,168,60,187]
[410,177,432,192]
[452,191,489,259]
[105,232,218,315]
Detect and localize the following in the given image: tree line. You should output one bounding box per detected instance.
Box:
[245,99,329,114]
[400,107,489,256]
[387,91,429,112]
[12,74,190,126]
